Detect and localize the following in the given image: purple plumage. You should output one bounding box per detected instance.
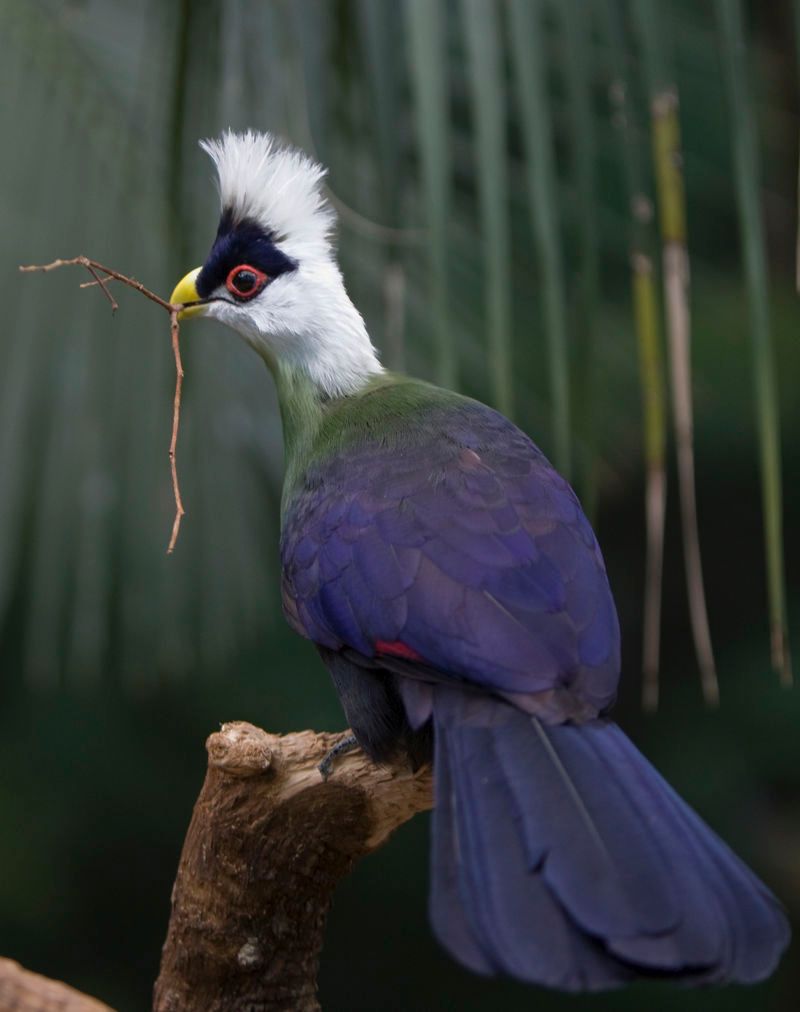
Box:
[283,389,619,717]
[281,378,789,989]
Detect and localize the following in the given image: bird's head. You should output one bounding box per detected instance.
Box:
[171,130,381,397]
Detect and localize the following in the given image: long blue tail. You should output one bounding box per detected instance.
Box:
[429,688,789,991]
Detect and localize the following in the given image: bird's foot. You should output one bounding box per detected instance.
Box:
[318,734,359,781]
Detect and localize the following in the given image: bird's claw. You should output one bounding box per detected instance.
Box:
[318,734,359,780]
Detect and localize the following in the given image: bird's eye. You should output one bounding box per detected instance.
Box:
[225,264,268,300]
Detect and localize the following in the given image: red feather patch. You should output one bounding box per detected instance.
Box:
[375,639,424,662]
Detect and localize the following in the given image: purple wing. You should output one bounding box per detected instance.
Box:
[281,393,620,718]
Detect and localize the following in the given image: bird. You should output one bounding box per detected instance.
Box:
[170,129,789,991]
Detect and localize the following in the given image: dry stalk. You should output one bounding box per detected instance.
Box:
[19,256,187,553]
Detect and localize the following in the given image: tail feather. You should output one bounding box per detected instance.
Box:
[429,688,789,990]
[631,738,789,982]
[576,723,730,975]
[429,733,494,976]
[453,725,572,982]
[444,721,633,989]
[494,717,684,940]
[592,724,788,981]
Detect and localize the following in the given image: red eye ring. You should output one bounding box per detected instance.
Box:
[225,264,268,300]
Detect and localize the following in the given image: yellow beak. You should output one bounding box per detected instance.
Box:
[170,267,205,319]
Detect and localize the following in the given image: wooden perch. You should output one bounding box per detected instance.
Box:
[153,722,433,1012]
[0,958,112,1012]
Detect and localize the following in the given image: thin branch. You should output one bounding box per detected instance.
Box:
[84,264,119,312]
[167,309,185,554]
[79,275,121,288]
[20,256,175,311]
[19,256,187,553]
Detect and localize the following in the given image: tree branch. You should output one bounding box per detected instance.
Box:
[153,722,433,1012]
[0,958,113,1012]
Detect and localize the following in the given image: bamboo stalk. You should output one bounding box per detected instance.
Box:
[508,0,571,478]
[716,0,792,685]
[603,1,668,710]
[405,0,454,388]
[793,0,800,292]
[358,0,407,372]
[633,255,668,710]
[634,0,718,705]
[561,0,599,519]
[461,0,514,418]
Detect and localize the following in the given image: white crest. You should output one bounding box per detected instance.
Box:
[196,130,383,399]
[200,130,336,259]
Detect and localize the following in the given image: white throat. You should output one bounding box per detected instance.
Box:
[212,257,384,400]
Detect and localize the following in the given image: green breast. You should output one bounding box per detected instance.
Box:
[277,370,463,518]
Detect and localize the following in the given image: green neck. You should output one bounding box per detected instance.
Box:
[269,359,328,496]
[264,356,413,517]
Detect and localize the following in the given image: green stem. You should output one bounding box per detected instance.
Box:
[602,0,668,709]
[461,0,513,418]
[716,0,792,685]
[508,0,571,477]
[562,0,599,517]
[405,0,454,389]
[634,0,719,705]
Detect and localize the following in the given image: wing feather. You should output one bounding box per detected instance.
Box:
[281,389,619,716]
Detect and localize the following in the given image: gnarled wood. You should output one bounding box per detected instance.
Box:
[153,722,433,1012]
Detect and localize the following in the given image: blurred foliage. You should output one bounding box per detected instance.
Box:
[0,0,798,1010]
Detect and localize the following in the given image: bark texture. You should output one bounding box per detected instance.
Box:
[0,958,112,1012]
[153,722,433,1012]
